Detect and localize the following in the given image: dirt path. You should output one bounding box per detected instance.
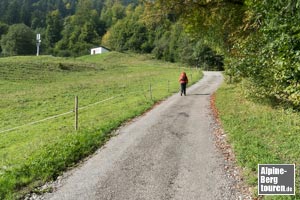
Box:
[39,71,241,200]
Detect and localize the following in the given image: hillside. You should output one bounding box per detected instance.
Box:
[0,0,226,71]
[0,0,142,57]
[0,0,137,26]
[0,52,202,199]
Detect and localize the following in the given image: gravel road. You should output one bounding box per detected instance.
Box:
[39,71,241,200]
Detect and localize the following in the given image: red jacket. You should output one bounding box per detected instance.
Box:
[179,73,188,84]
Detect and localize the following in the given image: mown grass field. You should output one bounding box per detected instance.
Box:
[215,82,300,199]
[0,52,202,199]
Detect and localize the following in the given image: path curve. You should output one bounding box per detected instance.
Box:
[40,71,239,200]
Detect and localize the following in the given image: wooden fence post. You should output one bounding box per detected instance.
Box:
[149,83,152,100]
[75,96,78,131]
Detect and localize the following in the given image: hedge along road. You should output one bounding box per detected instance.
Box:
[40,72,239,200]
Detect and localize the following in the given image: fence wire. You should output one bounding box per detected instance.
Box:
[0,73,200,134]
[0,82,176,134]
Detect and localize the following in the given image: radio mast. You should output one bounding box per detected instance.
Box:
[36,34,41,56]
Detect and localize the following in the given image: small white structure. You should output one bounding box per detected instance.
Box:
[36,33,41,56]
[90,46,110,55]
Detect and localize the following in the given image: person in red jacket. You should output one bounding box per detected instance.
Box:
[179,72,188,96]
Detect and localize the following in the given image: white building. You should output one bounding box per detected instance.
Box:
[90,46,110,55]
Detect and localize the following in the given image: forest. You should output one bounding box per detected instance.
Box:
[1,0,300,107]
[0,0,224,69]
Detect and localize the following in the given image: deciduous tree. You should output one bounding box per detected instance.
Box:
[46,10,63,47]
[1,24,35,56]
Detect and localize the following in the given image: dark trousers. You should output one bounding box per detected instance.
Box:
[180,83,187,95]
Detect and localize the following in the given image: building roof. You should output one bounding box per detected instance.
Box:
[91,46,110,51]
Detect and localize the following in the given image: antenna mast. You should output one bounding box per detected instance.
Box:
[36,34,41,56]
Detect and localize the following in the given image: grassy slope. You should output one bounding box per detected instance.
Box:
[215,82,300,199]
[0,52,202,199]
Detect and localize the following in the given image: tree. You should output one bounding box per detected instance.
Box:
[31,10,46,29]
[20,0,32,26]
[0,22,9,54]
[145,0,245,53]
[74,0,94,26]
[229,0,300,107]
[46,10,63,47]
[100,2,126,28]
[78,21,99,44]
[54,0,102,56]
[0,1,9,22]
[0,22,9,37]
[1,24,35,56]
[5,0,21,24]
[102,5,149,52]
[195,45,224,70]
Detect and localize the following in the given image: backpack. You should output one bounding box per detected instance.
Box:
[181,75,187,81]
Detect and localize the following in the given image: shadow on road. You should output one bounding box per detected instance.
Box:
[189,93,211,96]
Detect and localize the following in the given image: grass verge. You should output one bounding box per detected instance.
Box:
[0,52,203,199]
[215,82,300,199]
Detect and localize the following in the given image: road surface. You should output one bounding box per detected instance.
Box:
[40,71,240,200]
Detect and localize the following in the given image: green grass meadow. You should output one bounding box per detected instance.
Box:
[215,82,300,199]
[0,52,202,199]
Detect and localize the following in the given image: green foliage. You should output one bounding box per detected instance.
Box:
[0,0,77,26]
[0,24,35,56]
[0,0,240,60]
[142,0,240,66]
[152,22,181,62]
[100,2,126,28]
[196,45,224,71]
[149,21,225,68]
[45,10,63,47]
[78,22,100,44]
[53,0,103,56]
[102,5,150,53]
[0,22,9,54]
[148,0,245,53]
[0,22,9,37]
[5,0,21,24]
[74,0,94,26]
[229,0,300,107]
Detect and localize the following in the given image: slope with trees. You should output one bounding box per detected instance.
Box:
[1,24,36,56]
[2,0,298,106]
[0,0,227,70]
[150,0,300,107]
[0,0,128,56]
[229,0,300,107]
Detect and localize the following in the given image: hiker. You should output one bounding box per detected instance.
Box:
[179,72,188,96]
